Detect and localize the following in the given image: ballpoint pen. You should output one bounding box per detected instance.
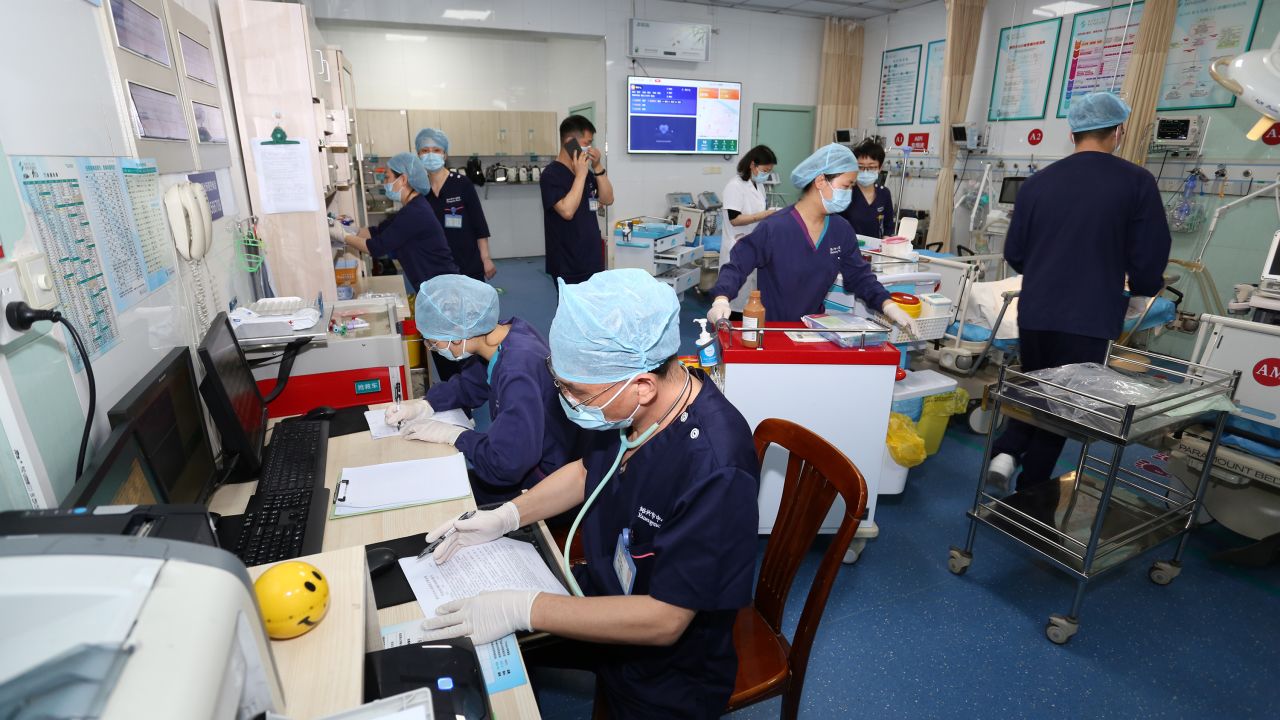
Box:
[418,510,477,559]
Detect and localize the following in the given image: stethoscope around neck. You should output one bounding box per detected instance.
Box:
[560,366,693,596]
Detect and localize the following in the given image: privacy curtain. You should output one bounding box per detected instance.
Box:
[1117,0,1178,163]
[814,18,864,150]
[928,0,987,252]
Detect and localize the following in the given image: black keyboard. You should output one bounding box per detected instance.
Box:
[257,419,329,495]
[229,488,329,566]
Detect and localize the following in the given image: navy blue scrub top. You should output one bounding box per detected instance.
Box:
[711,206,892,322]
[540,161,603,284]
[840,185,895,238]
[426,171,491,282]
[425,318,581,502]
[366,194,458,291]
[573,370,759,718]
[1005,151,1171,340]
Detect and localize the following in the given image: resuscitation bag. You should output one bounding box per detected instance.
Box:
[886,413,927,468]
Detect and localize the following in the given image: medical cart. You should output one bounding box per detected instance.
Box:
[948,345,1238,644]
[612,221,703,299]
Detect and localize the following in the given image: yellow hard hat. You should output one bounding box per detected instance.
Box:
[254,561,330,640]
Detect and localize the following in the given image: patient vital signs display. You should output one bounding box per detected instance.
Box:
[627,76,741,154]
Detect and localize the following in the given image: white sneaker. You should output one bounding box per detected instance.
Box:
[987,453,1017,493]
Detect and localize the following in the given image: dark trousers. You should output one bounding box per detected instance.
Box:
[992,328,1110,489]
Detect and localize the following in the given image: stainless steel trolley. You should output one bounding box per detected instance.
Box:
[947,345,1239,644]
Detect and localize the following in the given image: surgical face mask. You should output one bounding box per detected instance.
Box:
[420,152,446,172]
[857,170,879,187]
[820,181,853,214]
[559,375,640,431]
[384,176,402,203]
[432,338,471,361]
[753,171,771,184]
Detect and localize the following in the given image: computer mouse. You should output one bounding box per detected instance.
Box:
[304,405,337,421]
[366,547,399,577]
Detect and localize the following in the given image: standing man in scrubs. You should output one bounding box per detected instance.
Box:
[987,92,1171,493]
[719,144,778,316]
[416,128,497,282]
[541,115,614,285]
[330,152,457,292]
[707,143,917,331]
[385,275,581,505]
[839,139,896,239]
[419,270,760,718]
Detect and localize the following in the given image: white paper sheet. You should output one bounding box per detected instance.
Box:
[784,331,830,343]
[250,139,319,214]
[365,408,476,440]
[399,538,568,618]
[333,453,470,517]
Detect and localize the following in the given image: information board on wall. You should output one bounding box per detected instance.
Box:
[1157,0,1263,111]
[877,45,922,126]
[10,155,174,365]
[988,17,1062,122]
[1057,3,1144,117]
[919,40,946,125]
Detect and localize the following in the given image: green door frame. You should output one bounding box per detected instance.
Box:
[568,101,596,125]
[751,103,816,147]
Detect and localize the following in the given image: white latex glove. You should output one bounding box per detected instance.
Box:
[881,301,921,338]
[329,223,347,244]
[385,399,432,427]
[708,296,732,328]
[420,590,538,644]
[426,501,520,564]
[402,418,465,445]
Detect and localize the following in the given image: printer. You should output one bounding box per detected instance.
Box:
[0,535,284,719]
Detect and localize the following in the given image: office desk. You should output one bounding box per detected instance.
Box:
[213,403,549,719]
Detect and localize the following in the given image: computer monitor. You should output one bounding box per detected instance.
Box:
[108,347,219,504]
[1262,230,1280,283]
[61,424,164,508]
[999,176,1026,205]
[198,313,267,480]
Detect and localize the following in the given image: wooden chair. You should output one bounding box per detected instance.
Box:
[726,418,869,719]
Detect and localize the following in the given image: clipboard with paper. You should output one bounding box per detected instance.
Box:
[330,453,472,519]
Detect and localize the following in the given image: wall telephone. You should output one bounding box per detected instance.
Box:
[164,181,212,261]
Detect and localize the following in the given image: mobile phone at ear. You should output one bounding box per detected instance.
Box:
[563,138,582,158]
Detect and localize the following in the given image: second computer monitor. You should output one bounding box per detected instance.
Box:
[198,312,268,480]
[999,176,1026,205]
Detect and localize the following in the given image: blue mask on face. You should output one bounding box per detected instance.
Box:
[420,152,445,172]
[753,171,771,184]
[822,184,853,214]
[857,170,879,187]
[384,180,401,203]
[560,376,639,431]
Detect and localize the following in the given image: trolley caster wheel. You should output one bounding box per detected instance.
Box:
[843,539,867,565]
[1148,560,1181,586]
[947,547,972,575]
[1045,614,1078,645]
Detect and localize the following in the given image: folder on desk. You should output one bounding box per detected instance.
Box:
[331,453,471,519]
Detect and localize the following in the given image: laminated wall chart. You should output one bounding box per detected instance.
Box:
[919,40,946,125]
[877,45,922,126]
[1057,3,1144,117]
[11,156,174,365]
[1157,0,1263,111]
[988,17,1063,122]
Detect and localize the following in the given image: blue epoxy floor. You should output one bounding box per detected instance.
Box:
[488,257,1280,719]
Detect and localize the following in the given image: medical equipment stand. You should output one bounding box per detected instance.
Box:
[947,345,1237,644]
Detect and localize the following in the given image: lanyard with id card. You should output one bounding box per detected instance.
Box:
[613,528,637,595]
[444,208,463,229]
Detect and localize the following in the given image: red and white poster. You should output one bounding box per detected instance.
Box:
[908,133,929,152]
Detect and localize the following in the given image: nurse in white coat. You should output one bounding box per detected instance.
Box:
[719,145,778,316]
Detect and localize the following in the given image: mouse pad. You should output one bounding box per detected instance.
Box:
[328,404,371,437]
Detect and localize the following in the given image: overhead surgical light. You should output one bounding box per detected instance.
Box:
[1209,32,1280,141]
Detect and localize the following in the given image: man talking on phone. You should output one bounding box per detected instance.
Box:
[541,115,614,285]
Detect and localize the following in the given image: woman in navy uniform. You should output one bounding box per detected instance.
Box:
[839,139,895,239]
[419,270,760,718]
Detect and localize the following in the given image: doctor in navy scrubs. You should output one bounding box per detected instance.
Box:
[708,143,917,332]
[418,270,760,719]
[839,139,896,239]
[540,115,614,285]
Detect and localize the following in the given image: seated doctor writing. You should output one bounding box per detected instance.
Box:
[418,269,761,719]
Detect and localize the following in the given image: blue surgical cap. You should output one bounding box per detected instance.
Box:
[415,275,499,341]
[387,152,431,194]
[790,143,858,189]
[1068,92,1131,132]
[549,269,681,384]
[415,127,450,154]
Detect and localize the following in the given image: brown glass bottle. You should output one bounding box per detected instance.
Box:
[742,290,766,349]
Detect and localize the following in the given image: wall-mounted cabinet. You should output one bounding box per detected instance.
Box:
[356,109,410,159]
[359,109,560,158]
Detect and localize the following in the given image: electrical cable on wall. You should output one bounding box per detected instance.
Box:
[4,302,97,479]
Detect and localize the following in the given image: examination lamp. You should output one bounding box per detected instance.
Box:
[1209,32,1280,141]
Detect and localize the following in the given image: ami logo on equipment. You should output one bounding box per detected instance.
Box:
[1252,358,1280,387]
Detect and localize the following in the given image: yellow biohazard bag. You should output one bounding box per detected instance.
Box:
[886,412,927,468]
